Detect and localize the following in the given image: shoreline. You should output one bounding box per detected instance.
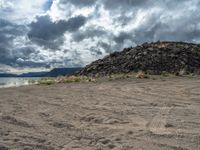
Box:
[0,77,41,89]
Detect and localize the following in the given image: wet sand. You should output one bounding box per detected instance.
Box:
[0,77,200,150]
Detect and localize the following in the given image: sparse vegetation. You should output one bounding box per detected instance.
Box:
[37,75,97,85]
[36,71,198,86]
[135,71,150,79]
[37,78,56,85]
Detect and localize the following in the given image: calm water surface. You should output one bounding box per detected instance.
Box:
[0,78,40,88]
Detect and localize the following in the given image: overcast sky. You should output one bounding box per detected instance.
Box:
[0,0,200,73]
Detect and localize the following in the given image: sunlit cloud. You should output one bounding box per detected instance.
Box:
[0,0,200,72]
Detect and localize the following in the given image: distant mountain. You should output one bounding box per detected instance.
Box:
[19,71,49,77]
[0,73,18,77]
[0,68,82,77]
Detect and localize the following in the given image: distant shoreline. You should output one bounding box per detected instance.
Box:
[0,77,40,88]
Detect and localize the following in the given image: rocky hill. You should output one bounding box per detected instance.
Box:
[77,41,200,76]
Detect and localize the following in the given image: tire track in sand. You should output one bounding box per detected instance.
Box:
[147,106,172,135]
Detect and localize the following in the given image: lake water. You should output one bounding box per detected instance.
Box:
[0,78,40,88]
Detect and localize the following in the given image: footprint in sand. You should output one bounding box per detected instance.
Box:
[0,115,33,128]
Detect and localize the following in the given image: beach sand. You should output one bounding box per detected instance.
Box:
[0,77,200,150]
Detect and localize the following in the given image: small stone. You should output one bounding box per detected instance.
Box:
[108,144,116,149]
[100,139,110,145]
[165,123,173,128]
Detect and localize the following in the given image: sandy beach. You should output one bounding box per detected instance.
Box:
[0,77,200,150]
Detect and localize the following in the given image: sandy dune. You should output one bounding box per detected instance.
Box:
[0,77,200,150]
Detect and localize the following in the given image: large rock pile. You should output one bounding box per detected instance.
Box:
[77,41,200,76]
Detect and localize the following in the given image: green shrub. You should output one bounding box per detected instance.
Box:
[38,79,55,85]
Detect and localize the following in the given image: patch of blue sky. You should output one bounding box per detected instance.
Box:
[43,0,53,11]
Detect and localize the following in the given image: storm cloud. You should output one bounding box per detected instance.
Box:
[0,0,200,72]
[102,0,150,10]
[0,18,28,66]
[28,15,87,49]
[59,0,96,7]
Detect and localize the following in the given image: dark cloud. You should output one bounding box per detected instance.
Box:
[59,0,96,7]
[0,19,12,27]
[0,19,26,36]
[1,0,200,71]
[0,47,12,65]
[12,46,48,68]
[114,14,134,26]
[97,42,111,53]
[102,0,149,10]
[90,46,103,56]
[28,15,85,41]
[65,15,87,32]
[0,19,47,68]
[72,28,107,42]
[15,47,38,58]
[15,59,49,68]
[132,4,200,44]
[28,36,65,50]
[28,15,87,49]
[114,32,134,44]
[61,50,84,67]
[0,19,28,66]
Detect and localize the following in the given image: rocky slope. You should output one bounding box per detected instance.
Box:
[77,41,200,76]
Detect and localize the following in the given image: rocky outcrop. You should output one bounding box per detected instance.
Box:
[77,41,200,76]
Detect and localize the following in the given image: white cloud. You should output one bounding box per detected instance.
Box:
[1,0,200,72]
[0,0,49,23]
[0,0,14,9]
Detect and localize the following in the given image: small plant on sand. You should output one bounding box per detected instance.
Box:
[136,71,149,79]
[107,73,133,81]
[38,78,56,85]
[28,79,37,84]
[55,76,79,83]
[56,75,96,83]
[161,71,170,77]
[81,76,97,82]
